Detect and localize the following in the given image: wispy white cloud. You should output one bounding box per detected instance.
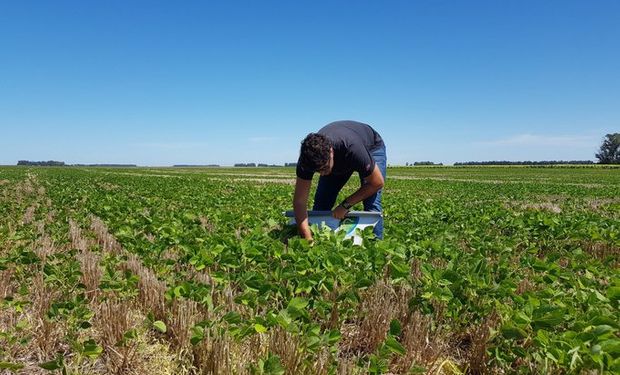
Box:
[476,133,599,148]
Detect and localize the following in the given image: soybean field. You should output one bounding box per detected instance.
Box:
[0,166,618,374]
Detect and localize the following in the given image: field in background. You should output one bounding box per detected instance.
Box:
[0,166,618,374]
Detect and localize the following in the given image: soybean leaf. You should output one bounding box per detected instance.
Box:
[153,320,167,333]
[385,336,406,355]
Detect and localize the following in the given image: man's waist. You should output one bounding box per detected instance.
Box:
[368,139,385,151]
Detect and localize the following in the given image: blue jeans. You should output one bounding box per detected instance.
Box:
[313,145,387,239]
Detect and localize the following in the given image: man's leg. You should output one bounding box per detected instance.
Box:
[360,145,387,239]
[313,173,352,210]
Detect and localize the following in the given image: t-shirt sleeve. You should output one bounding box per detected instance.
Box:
[348,143,375,179]
[296,160,314,180]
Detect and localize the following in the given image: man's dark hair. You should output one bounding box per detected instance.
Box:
[299,133,331,171]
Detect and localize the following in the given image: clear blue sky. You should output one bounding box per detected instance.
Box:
[1,1,618,166]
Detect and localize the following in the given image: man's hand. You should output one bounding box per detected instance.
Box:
[332,205,349,220]
[293,177,313,241]
[302,230,314,243]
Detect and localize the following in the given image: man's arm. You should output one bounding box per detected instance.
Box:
[293,177,313,240]
[332,164,384,219]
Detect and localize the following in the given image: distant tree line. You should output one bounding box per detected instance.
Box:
[15,133,617,168]
[17,161,139,167]
[17,160,65,166]
[406,161,443,166]
[234,163,284,167]
[16,160,296,167]
[73,164,137,167]
[454,160,594,166]
[172,164,220,167]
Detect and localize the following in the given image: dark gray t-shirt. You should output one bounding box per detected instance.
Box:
[296,121,384,180]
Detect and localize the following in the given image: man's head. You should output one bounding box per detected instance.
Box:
[299,133,333,176]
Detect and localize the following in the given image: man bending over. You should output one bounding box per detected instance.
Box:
[293,120,387,241]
